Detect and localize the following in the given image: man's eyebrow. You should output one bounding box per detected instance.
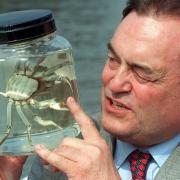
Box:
[131,63,166,77]
[107,42,119,58]
[131,63,153,73]
[107,42,165,75]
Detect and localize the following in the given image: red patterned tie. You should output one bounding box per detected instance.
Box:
[129,149,152,180]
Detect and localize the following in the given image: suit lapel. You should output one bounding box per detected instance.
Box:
[154,144,180,180]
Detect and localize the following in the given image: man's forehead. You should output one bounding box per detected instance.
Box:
[109,12,180,73]
[116,12,180,42]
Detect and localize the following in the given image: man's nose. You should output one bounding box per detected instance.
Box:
[109,69,133,93]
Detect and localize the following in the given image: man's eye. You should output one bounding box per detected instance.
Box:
[133,71,158,83]
[108,56,120,69]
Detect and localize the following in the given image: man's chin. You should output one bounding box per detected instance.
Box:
[102,113,137,138]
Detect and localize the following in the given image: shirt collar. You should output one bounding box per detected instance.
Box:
[114,134,180,168]
[114,140,136,166]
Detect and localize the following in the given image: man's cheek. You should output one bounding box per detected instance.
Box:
[101,65,115,84]
[135,85,160,106]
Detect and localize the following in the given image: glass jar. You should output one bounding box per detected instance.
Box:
[0,9,80,155]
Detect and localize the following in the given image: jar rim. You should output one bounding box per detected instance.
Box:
[0,9,56,44]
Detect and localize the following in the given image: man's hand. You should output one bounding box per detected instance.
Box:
[35,97,120,180]
[0,156,27,180]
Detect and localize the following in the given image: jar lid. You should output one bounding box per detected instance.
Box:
[0,9,56,44]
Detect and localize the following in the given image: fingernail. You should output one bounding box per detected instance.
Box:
[35,144,45,151]
[68,96,74,103]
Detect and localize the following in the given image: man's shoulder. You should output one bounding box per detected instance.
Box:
[155,143,180,180]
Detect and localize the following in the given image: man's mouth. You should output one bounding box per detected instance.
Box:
[112,100,127,109]
[103,96,131,117]
[106,96,130,110]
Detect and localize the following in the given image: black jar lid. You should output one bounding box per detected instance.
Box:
[0,9,56,44]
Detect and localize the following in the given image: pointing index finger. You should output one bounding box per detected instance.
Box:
[67,97,102,143]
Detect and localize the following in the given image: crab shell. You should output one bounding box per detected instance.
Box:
[6,75,38,101]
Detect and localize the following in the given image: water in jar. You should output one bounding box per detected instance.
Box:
[0,49,80,155]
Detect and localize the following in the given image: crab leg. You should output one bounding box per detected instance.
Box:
[35,61,71,81]
[14,57,45,76]
[14,60,26,75]
[30,98,69,111]
[25,58,46,77]
[0,100,13,145]
[58,76,73,93]
[16,102,33,146]
[22,103,62,129]
[0,92,8,97]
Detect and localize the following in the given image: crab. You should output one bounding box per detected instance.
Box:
[0,58,73,146]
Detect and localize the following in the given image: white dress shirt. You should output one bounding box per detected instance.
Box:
[114,134,180,180]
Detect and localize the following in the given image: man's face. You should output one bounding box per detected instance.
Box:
[101,12,180,147]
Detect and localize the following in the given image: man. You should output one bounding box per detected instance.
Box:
[1,0,180,179]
